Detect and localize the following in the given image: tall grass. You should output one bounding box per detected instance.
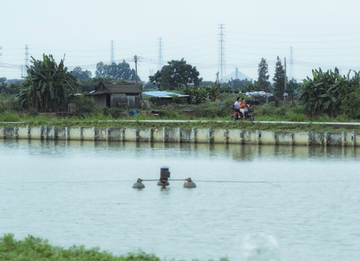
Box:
[0,111,21,122]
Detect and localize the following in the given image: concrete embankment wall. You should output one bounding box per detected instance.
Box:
[1,126,359,147]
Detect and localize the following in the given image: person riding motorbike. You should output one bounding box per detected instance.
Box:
[239,98,248,119]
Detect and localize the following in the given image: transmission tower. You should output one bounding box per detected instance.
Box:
[22,45,29,77]
[110,40,115,64]
[218,24,226,82]
[289,46,294,79]
[158,37,163,71]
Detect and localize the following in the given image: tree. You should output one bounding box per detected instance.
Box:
[182,85,208,104]
[149,58,202,90]
[95,60,140,81]
[144,82,157,90]
[257,58,270,92]
[228,78,251,91]
[341,85,360,119]
[17,54,78,112]
[243,80,262,92]
[199,81,215,87]
[71,67,92,81]
[78,77,127,93]
[299,68,359,117]
[287,78,300,100]
[0,77,6,84]
[272,56,285,99]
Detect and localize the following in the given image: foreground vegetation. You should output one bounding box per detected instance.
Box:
[0,234,228,261]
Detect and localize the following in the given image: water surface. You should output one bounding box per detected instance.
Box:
[0,139,359,260]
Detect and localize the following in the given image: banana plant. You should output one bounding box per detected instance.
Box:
[18,54,78,112]
[299,68,359,117]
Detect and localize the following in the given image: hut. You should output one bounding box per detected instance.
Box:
[88,82,142,109]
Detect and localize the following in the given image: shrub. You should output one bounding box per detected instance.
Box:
[0,100,23,113]
[341,87,360,119]
[0,111,21,122]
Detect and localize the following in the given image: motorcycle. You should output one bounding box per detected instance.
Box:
[231,105,254,121]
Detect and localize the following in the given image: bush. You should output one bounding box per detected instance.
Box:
[0,100,23,113]
[341,87,360,119]
[0,111,21,122]
[67,95,108,116]
[103,107,124,118]
[149,97,161,107]
[193,101,233,118]
[259,101,308,121]
[0,234,162,261]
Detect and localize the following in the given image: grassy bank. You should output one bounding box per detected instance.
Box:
[0,234,228,261]
[1,112,360,133]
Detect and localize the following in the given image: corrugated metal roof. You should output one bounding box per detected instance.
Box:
[88,81,142,95]
[142,91,189,98]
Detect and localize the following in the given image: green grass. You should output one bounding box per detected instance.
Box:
[0,234,229,261]
[0,117,359,133]
[1,107,360,134]
[0,111,22,122]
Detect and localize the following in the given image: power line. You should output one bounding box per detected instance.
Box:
[226,30,360,37]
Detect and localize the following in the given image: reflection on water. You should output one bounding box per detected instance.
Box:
[0,139,359,261]
[3,138,357,160]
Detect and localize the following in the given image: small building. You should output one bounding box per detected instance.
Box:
[88,82,142,109]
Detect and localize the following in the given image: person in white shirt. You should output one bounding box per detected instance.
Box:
[233,97,240,118]
[233,97,240,109]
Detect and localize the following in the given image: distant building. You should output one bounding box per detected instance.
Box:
[87,81,142,109]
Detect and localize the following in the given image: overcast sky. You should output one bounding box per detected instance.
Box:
[1,0,360,83]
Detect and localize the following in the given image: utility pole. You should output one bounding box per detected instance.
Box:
[134,55,138,88]
[284,57,288,101]
[23,45,29,77]
[158,37,163,71]
[110,40,115,64]
[218,24,226,82]
[289,46,294,79]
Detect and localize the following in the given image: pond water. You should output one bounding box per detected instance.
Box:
[0,139,359,261]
